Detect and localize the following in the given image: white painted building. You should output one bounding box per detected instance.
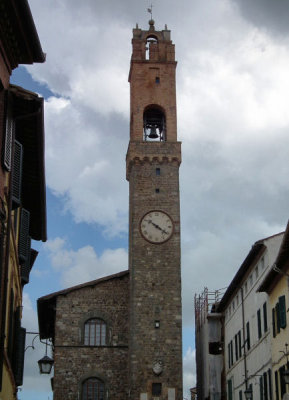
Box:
[195,231,284,400]
[217,232,284,400]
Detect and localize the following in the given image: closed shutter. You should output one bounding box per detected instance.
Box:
[260,376,264,400]
[3,113,14,171]
[246,322,250,350]
[263,372,268,400]
[12,140,23,209]
[272,308,276,337]
[20,237,31,285]
[257,309,262,339]
[275,370,279,400]
[276,303,280,333]
[268,369,272,400]
[279,295,286,329]
[228,379,233,400]
[18,208,30,264]
[263,302,268,332]
[13,327,26,386]
[279,366,286,398]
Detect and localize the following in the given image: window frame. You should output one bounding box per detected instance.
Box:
[81,377,105,400]
[84,318,107,346]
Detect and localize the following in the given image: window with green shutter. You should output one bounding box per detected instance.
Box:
[228,379,233,400]
[276,303,281,333]
[257,309,262,339]
[272,308,276,337]
[260,376,264,400]
[275,370,279,400]
[246,321,250,350]
[279,295,286,329]
[263,302,268,332]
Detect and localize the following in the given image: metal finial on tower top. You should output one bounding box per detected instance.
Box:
[147,4,153,20]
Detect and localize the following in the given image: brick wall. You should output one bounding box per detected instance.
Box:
[53,273,129,400]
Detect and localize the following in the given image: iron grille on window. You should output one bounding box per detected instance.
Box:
[84,319,106,346]
[82,378,104,400]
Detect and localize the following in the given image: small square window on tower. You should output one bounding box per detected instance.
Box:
[152,383,162,396]
[155,188,160,193]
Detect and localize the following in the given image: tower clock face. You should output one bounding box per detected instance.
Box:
[140,210,174,244]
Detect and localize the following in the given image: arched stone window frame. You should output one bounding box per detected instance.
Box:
[79,311,112,346]
[79,372,108,400]
[143,104,166,142]
[145,34,158,60]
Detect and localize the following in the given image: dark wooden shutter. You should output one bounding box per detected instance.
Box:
[18,208,30,264]
[12,140,23,209]
[272,308,276,337]
[268,369,272,400]
[260,376,264,400]
[238,330,242,358]
[13,326,26,386]
[3,114,14,171]
[227,379,233,400]
[276,303,281,333]
[279,295,286,329]
[275,371,279,400]
[246,321,250,350]
[275,370,279,400]
[21,237,31,285]
[257,309,262,339]
[263,302,268,332]
[279,365,286,398]
[263,372,268,400]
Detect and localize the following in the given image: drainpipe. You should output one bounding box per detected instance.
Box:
[241,287,248,389]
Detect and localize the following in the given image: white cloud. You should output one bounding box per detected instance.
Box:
[21,294,52,395]
[183,347,196,398]
[16,0,289,396]
[44,238,128,287]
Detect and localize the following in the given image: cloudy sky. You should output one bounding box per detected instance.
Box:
[11,0,289,399]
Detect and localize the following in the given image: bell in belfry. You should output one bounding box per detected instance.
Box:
[148,126,158,139]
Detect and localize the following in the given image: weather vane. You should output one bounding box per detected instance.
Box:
[147,4,153,20]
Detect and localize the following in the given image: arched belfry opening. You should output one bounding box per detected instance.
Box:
[145,35,158,60]
[143,106,166,141]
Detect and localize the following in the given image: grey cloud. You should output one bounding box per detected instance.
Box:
[232,0,289,36]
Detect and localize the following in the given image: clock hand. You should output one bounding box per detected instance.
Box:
[151,221,169,235]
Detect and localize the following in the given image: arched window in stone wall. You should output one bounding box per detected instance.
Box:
[84,318,106,346]
[143,106,166,142]
[145,35,158,60]
[82,377,105,400]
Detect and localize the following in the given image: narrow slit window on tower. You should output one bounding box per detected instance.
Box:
[156,168,160,175]
[155,76,160,84]
[152,383,162,396]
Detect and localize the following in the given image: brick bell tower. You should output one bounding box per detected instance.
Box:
[126,19,182,400]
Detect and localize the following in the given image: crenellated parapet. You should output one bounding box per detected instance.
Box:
[126,141,181,180]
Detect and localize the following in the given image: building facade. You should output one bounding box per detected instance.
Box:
[259,222,289,400]
[0,1,46,398]
[194,288,224,400]
[195,232,284,400]
[38,19,183,400]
